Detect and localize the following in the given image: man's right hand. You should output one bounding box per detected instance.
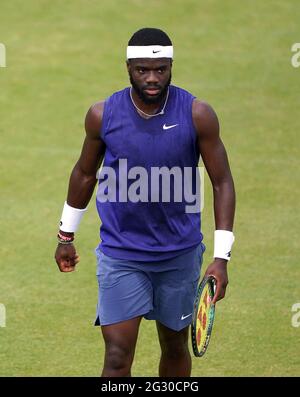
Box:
[55,243,80,272]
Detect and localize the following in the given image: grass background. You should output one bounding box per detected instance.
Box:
[0,0,299,376]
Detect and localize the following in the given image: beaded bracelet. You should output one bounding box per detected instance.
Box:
[57,232,74,245]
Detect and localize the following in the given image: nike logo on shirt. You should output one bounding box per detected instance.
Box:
[163,123,179,130]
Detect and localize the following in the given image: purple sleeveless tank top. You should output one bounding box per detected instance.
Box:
[96,85,203,261]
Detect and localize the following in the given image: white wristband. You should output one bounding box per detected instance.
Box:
[213,230,235,261]
[59,201,87,233]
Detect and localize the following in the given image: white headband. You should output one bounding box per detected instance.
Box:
[127,45,173,59]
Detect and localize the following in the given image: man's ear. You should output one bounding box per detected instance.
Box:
[126,60,130,72]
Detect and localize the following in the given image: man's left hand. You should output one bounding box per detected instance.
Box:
[204,259,229,304]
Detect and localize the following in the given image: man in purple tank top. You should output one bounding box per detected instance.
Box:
[55,28,235,377]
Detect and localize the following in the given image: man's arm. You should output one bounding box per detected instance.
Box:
[192,99,236,303]
[55,102,106,272]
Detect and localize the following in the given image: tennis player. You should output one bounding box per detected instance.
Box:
[55,28,235,377]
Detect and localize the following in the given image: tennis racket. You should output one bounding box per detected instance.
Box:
[191,275,216,357]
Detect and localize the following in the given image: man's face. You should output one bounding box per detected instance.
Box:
[127,58,172,105]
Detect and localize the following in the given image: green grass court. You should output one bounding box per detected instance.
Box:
[0,0,300,376]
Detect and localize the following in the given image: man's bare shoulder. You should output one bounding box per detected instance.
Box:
[192,99,219,138]
[85,101,105,139]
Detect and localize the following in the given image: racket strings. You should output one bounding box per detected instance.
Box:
[192,277,216,357]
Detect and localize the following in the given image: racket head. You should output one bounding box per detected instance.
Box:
[191,275,216,357]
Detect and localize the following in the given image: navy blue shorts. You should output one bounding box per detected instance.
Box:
[94,242,205,331]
